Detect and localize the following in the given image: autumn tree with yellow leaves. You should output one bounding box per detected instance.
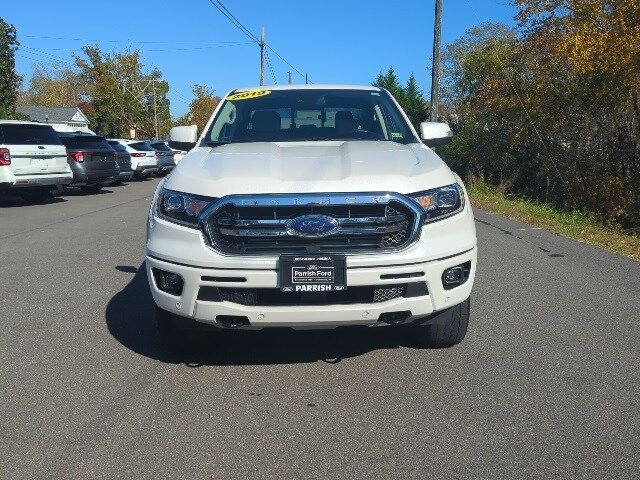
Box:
[440,0,640,231]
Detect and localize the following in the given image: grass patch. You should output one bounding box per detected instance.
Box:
[467,181,640,260]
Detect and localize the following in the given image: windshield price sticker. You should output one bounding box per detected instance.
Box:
[227,90,271,101]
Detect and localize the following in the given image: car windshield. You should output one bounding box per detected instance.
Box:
[202,89,417,145]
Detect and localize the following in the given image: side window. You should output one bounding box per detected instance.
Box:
[210,102,237,141]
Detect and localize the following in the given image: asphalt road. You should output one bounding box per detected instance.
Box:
[1,179,638,480]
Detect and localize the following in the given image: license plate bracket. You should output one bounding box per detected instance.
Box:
[279,255,346,292]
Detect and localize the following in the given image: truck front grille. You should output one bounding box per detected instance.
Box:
[200,193,422,255]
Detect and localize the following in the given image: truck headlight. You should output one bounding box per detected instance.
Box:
[409,184,465,223]
[156,188,215,227]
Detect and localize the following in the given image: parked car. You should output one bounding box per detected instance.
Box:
[108,139,159,179]
[0,120,73,202]
[147,141,176,175]
[58,133,119,193]
[107,140,134,184]
[146,85,477,353]
[170,146,187,164]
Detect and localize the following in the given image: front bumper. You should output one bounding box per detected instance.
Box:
[146,247,476,329]
[146,198,478,329]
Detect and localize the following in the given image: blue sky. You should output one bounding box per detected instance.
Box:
[6,0,517,117]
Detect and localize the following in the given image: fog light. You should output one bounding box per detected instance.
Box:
[153,268,184,296]
[441,261,471,290]
[443,267,463,284]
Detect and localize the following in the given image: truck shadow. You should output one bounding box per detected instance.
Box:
[106,262,411,365]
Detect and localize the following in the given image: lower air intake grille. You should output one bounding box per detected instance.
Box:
[197,282,428,307]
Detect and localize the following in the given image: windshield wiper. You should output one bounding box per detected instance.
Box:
[203,140,232,147]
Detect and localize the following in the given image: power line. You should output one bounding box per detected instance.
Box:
[22,34,248,45]
[204,0,310,83]
[206,0,260,44]
[265,50,278,84]
[266,45,306,80]
[22,44,250,53]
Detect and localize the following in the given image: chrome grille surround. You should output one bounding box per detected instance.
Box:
[198,192,424,256]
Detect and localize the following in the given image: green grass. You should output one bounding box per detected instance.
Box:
[467,181,640,261]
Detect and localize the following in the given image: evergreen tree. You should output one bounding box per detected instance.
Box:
[403,74,429,132]
[374,68,429,132]
[0,18,22,118]
[373,67,404,103]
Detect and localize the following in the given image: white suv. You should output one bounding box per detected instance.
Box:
[146,85,477,352]
[0,120,73,202]
[108,139,159,179]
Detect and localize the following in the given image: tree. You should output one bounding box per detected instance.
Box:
[176,84,221,134]
[75,46,171,138]
[402,74,429,132]
[439,2,640,231]
[21,65,86,107]
[0,18,22,118]
[373,68,429,132]
[373,67,404,104]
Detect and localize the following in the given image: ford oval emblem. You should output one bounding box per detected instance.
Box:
[286,214,339,238]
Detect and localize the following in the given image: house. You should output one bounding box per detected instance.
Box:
[16,106,93,133]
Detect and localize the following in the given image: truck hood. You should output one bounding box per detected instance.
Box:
[164,141,457,197]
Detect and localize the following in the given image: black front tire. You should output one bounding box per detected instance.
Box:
[155,306,200,354]
[411,297,470,348]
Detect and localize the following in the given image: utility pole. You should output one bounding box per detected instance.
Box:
[430,0,442,122]
[259,27,265,86]
[151,79,159,140]
[305,73,308,84]
[287,71,292,84]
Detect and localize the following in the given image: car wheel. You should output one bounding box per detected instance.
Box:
[80,184,103,194]
[111,178,123,186]
[20,189,53,203]
[411,297,470,348]
[155,306,200,354]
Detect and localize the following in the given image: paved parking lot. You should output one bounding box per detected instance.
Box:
[1,179,638,479]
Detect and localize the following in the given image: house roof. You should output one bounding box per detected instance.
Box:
[16,106,88,124]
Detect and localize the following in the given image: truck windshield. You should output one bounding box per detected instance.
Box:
[203,89,417,145]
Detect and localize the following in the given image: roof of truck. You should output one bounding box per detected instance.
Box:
[231,84,382,92]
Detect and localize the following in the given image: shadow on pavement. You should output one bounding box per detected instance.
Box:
[62,188,114,196]
[106,262,411,366]
[0,193,67,207]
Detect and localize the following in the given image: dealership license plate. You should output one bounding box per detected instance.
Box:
[279,255,346,292]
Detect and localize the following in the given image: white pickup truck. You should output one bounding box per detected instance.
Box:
[146,85,477,352]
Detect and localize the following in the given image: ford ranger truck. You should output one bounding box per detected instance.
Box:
[146,85,477,352]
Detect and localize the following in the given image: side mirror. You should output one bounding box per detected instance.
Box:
[420,122,453,147]
[168,125,198,152]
